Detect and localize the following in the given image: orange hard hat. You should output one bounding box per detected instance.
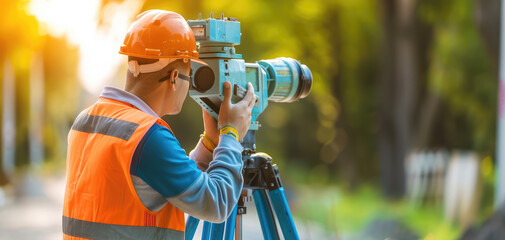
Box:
[119,10,199,60]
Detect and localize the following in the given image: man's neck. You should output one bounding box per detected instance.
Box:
[124,86,163,117]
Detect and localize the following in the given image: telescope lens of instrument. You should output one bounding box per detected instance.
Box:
[292,61,312,101]
[261,58,313,103]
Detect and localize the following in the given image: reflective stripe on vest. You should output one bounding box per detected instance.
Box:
[71,113,139,141]
[62,216,184,240]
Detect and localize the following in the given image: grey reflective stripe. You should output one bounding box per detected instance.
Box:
[62,216,184,240]
[131,175,169,212]
[71,113,139,141]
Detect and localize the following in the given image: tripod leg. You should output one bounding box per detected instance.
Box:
[210,222,225,240]
[185,216,200,240]
[224,205,237,240]
[202,221,211,240]
[253,190,279,240]
[235,213,242,240]
[234,196,246,240]
[268,187,299,240]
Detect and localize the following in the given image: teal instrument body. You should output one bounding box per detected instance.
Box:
[188,16,312,130]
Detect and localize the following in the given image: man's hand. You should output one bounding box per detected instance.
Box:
[219,81,255,141]
[202,109,219,145]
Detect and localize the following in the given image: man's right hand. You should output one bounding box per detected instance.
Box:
[219,81,255,141]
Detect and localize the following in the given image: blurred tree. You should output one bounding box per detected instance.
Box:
[475,0,500,70]
[378,0,421,198]
[328,1,380,187]
[0,0,82,179]
[421,0,497,153]
[0,0,41,182]
[40,37,80,164]
[376,0,498,198]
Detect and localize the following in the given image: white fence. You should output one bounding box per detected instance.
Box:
[405,150,481,227]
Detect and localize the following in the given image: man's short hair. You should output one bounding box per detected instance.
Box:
[128,56,159,65]
[128,56,186,69]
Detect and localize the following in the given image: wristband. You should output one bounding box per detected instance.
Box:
[200,131,216,152]
[219,125,239,142]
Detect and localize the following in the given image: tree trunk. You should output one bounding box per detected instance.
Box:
[378,0,419,198]
[475,0,501,71]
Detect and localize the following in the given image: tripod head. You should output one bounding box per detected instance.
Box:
[240,130,283,191]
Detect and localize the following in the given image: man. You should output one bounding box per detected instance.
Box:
[62,10,255,239]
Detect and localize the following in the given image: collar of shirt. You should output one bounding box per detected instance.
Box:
[100,86,159,118]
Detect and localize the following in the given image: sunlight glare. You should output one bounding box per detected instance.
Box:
[27,0,144,94]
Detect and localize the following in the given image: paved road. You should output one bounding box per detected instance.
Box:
[0,174,335,240]
[0,174,63,240]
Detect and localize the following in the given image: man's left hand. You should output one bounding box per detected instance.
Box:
[202,109,219,145]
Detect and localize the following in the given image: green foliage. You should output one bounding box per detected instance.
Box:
[294,184,461,239]
[423,0,497,153]
[478,156,496,223]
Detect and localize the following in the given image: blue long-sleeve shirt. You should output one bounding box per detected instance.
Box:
[100,86,243,223]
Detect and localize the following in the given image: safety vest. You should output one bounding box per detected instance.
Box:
[62,97,185,239]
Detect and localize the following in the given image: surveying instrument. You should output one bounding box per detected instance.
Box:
[185,13,312,240]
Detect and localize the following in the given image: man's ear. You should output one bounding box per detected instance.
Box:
[169,69,179,89]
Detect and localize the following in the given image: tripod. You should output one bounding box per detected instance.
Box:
[185,130,300,240]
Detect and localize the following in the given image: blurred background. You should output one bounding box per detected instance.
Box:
[0,0,504,239]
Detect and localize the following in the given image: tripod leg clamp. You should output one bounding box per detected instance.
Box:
[261,163,283,191]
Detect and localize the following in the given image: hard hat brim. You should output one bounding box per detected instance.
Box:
[190,58,209,66]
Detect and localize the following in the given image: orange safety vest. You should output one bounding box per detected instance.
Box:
[62,97,185,239]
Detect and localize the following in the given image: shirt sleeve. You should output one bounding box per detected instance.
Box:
[132,123,243,223]
[189,141,214,172]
